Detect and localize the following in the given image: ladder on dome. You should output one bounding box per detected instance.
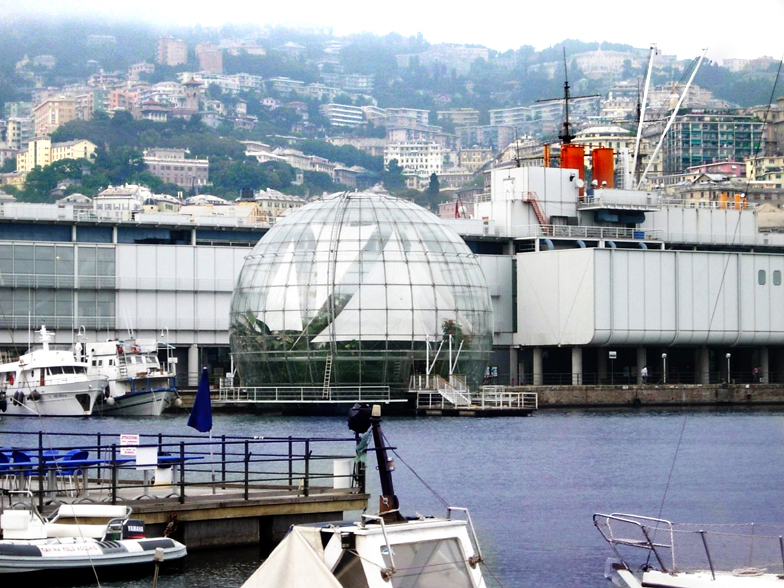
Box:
[522,191,550,235]
[321,355,333,399]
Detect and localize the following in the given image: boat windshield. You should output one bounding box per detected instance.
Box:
[381,538,474,587]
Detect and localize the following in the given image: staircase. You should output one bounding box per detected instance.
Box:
[410,374,472,408]
[321,355,333,399]
[522,191,550,235]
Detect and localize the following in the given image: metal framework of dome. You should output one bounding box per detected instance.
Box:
[229,192,492,391]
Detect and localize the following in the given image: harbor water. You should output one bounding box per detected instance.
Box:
[3,407,784,588]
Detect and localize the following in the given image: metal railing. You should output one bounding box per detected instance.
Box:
[477,386,538,410]
[595,513,784,576]
[516,370,783,386]
[0,431,365,512]
[217,382,393,404]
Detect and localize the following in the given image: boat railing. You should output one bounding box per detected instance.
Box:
[0,431,366,513]
[594,512,784,576]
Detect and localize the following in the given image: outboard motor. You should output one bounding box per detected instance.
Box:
[122,519,147,539]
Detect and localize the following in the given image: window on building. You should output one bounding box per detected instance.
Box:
[775,271,782,286]
[759,269,767,285]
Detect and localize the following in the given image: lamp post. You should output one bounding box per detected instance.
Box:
[662,352,667,384]
[726,352,732,383]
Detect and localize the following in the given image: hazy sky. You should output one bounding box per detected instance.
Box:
[5,1,784,63]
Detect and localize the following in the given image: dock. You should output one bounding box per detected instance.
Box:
[0,432,369,549]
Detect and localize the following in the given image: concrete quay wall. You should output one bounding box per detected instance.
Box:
[519,383,784,408]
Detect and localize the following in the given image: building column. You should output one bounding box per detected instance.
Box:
[533,347,543,386]
[598,351,608,384]
[636,347,647,385]
[571,347,583,385]
[760,347,769,384]
[188,344,199,387]
[700,346,710,385]
[509,347,519,387]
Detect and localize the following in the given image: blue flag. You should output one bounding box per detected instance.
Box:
[187,367,213,433]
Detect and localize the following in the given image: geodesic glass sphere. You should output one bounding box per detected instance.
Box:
[229,192,492,392]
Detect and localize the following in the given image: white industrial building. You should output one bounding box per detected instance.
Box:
[0,150,783,390]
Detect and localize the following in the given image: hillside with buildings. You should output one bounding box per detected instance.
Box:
[0,18,782,218]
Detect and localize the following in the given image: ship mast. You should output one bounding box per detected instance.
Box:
[536,48,600,146]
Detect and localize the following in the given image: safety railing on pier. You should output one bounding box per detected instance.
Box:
[411,377,537,411]
[477,386,538,410]
[0,431,365,513]
[217,381,394,404]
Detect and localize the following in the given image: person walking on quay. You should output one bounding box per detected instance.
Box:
[641,365,648,384]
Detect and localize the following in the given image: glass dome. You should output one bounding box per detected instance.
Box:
[229,192,492,392]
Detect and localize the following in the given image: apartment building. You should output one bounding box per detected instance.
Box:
[437,109,480,127]
[143,148,209,189]
[747,155,784,189]
[157,38,188,66]
[384,141,444,180]
[319,103,364,127]
[195,44,223,74]
[662,111,765,175]
[4,117,33,151]
[34,97,81,136]
[459,147,493,172]
[16,138,97,172]
[489,106,530,128]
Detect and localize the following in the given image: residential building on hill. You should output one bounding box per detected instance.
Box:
[17,138,97,172]
[195,44,223,74]
[747,155,784,190]
[157,37,188,66]
[384,141,444,186]
[437,109,480,127]
[459,147,493,172]
[320,103,364,127]
[660,111,765,176]
[143,148,209,189]
[34,96,92,136]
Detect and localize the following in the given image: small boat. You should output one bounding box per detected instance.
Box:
[594,512,784,588]
[241,404,487,588]
[0,503,187,574]
[0,327,107,417]
[76,338,181,417]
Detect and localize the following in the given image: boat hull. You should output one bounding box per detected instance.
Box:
[96,386,179,417]
[642,570,784,588]
[1,380,106,417]
[0,537,186,573]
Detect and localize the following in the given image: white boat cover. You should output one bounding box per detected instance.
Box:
[241,526,342,588]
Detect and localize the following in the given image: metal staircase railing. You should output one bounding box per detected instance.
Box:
[522,191,550,235]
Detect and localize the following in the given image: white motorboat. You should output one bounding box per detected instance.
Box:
[0,327,107,417]
[241,404,487,588]
[594,513,784,588]
[0,503,186,574]
[76,338,181,417]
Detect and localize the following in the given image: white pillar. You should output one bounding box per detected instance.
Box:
[188,344,199,387]
[761,347,770,384]
[636,347,647,385]
[571,347,583,385]
[700,346,710,385]
[533,347,543,386]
